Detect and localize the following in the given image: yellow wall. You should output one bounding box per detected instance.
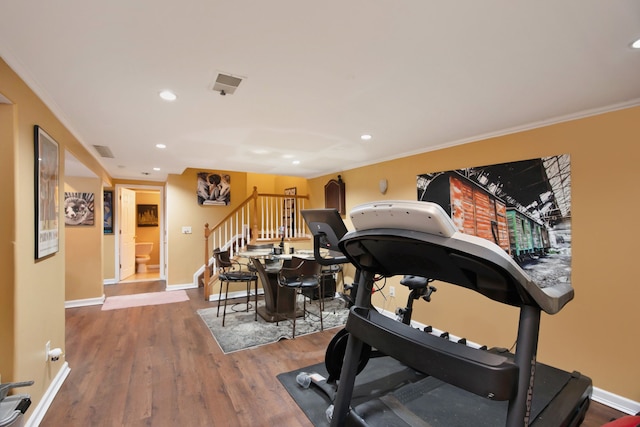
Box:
[64,177,104,301]
[309,106,640,401]
[0,103,16,383]
[167,168,249,285]
[0,57,111,415]
[103,234,116,281]
[246,172,309,196]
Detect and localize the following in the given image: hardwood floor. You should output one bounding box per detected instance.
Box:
[41,281,627,426]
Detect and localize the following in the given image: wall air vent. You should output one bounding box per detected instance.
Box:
[212,73,243,95]
[93,145,115,158]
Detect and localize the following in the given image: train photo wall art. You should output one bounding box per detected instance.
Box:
[417,155,571,289]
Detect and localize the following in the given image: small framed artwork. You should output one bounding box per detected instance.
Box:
[34,125,60,259]
[137,204,158,227]
[104,190,114,234]
[64,192,95,226]
[197,172,231,206]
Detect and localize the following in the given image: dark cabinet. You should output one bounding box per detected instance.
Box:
[324,175,345,215]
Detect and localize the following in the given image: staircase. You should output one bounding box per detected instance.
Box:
[202,187,310,299]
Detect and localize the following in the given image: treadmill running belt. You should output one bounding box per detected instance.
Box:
[352,362,573,426]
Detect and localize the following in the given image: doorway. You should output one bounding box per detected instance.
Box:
[115,184,165,283]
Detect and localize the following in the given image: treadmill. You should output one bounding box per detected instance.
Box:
[316,201,591,427]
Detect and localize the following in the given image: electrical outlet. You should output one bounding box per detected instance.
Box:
[45,340,51,361]
[389,286,395,297]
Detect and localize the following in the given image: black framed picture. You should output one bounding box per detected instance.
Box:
[197,172,231,205]
[34,125,60,259]
[104,190,113,234]
[137,204,158,227]
[64,192,95,226]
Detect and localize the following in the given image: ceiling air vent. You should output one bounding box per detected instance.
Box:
[93,145,115,158]
[212,73,242,95]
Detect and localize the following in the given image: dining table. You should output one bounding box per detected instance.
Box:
[237,249,316,322]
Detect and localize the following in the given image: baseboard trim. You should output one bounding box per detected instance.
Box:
[166,283,198,291]
[592,387,640,415]
[377,308,640,415]
[65,295,105,308]
[26,362,70,427]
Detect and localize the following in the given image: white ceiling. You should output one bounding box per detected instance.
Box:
[1,1,639,181]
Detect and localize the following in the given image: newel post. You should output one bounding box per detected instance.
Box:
[251,186,259,243]
[204,223,211,300]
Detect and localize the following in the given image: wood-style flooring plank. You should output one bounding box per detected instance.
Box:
[40,281,628,426]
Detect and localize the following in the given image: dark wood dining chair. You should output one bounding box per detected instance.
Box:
[214,248,258,326]
[276,257,323,338]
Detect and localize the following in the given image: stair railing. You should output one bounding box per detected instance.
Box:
[203,187,310,299]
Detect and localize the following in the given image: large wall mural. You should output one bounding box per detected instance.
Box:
[417,155,571,288]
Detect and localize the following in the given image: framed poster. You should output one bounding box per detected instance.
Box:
[197,172,231,205]
[64,192,95,226]
[34,125,60,259]
[417,155,572,288]
[137,204,158,227]
[104,190,113,234]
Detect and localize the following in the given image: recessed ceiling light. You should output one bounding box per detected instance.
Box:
[282,154,294,159]
[632,38,640,49]
[153,167,160,171]
[159,90,177,101]
[292,160,300,165]
[156,143,166,149]
[361,134,372,141]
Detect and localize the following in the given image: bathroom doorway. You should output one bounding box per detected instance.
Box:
[115,184,165,283]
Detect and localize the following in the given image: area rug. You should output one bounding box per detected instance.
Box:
[197,297,349,353]
[101,290,189,311]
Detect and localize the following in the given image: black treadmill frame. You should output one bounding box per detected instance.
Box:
[328,202,590,427]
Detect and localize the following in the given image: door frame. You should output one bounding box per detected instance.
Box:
[114,183,166,283]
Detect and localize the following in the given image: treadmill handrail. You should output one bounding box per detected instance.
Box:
[341,201,574,314]
[347,306,519,401]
